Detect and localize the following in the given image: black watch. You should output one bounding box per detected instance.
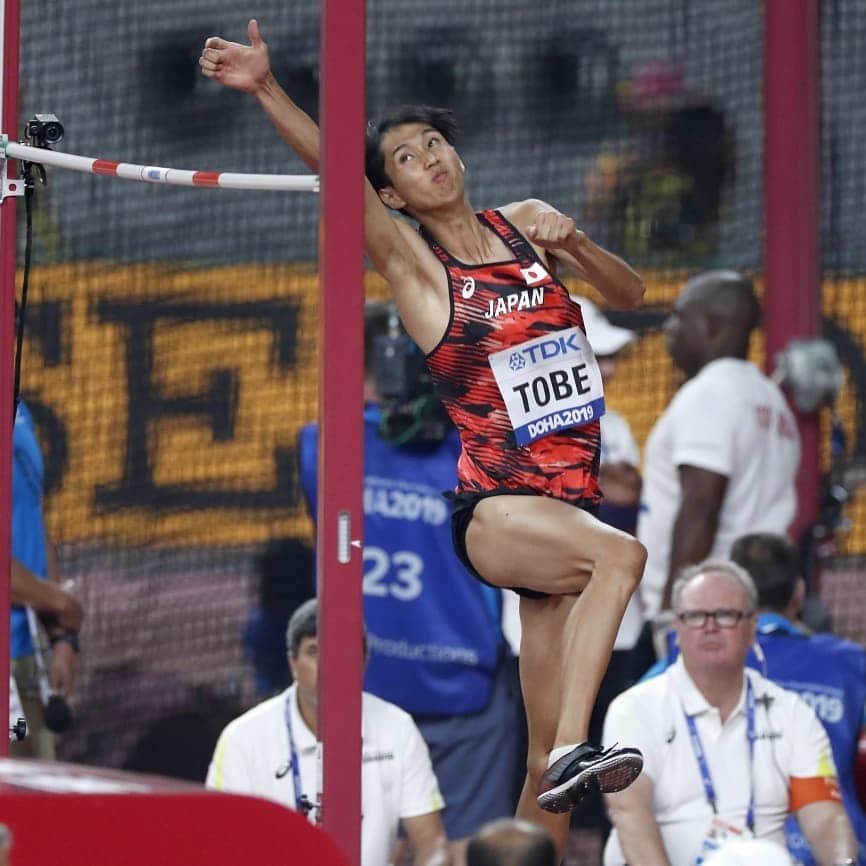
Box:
[49,631,80,653]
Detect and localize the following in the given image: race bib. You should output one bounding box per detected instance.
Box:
[488,326,605,445]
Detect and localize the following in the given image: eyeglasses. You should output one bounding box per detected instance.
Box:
[676,608,754,629]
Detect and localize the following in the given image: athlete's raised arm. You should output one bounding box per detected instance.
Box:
[504,199,645,310]
[199,20,437,314]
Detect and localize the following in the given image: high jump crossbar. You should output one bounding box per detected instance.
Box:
[0,138,320,195]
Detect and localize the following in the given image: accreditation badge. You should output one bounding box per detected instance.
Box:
[488,326,605,445]
[694,817,748,866]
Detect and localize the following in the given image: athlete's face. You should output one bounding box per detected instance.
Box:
[377,122,465,214]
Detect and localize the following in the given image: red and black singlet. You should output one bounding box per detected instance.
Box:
[423,209,601,505]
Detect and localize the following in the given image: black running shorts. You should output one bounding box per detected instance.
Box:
[448,488,599,600]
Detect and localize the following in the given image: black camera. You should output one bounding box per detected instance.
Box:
[25,113,64,149]
[372,329,451,446]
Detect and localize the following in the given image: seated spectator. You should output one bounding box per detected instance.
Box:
[466,818,556,866]
[646,533,866,865]
[602,559,857,866]
[731,532,866,866]
[207,599,450,866]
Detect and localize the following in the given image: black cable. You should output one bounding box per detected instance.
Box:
[12,160,37,419]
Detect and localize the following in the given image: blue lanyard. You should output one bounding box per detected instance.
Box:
[682,678,756,834]
[282,692,315,819]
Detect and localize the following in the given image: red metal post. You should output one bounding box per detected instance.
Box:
[0,0,22,757]
[764,0,820,541]
[318,0,365,862]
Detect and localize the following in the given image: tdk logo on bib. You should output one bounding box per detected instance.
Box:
[513,332,583,367]
[489,326,605,445]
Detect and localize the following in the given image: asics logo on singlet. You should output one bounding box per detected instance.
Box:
[461,277,476,299]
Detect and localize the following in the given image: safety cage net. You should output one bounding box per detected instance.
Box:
[11,0,866,773]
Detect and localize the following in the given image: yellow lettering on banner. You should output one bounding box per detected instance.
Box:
[16,266,866,555]
[21,263,321,546]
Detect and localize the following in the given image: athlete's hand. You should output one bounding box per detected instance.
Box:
[199,19,271,95]
[526,208,585,253]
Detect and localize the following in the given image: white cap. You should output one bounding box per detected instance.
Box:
[703,839,793,866]
[571,295,636,357]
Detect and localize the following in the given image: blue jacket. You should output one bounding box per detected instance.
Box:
[10,401,49,659]
[298,407,503,715]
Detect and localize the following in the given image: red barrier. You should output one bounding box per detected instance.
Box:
[0,759,350,866]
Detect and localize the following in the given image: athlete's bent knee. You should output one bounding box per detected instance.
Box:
[602,536,646,593]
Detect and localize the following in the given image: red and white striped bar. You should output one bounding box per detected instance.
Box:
[2,140,319,192]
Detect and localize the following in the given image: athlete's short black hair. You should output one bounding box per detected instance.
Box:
[365,105,458,192]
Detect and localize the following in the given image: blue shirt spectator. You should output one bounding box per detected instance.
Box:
[11,401,49,660]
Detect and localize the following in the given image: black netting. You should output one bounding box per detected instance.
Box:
[12,0,865,777]
[819,0,866,638]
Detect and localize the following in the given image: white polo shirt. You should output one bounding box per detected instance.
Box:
[603,659,839,866]
[207,685,444,866]
[600,409,640,469]
[600,408,644,650]
[637,358,800,618]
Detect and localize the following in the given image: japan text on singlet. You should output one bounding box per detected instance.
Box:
[423,209,604,505]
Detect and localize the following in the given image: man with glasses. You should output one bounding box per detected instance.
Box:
[601,560,856,866]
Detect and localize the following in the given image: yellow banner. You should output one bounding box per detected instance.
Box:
[18,264,866,555]
[22,263,321,546]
